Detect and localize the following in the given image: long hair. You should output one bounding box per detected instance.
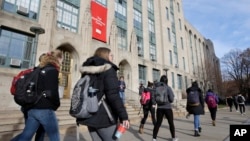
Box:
[93,47,111,61]
[159,75,168,85]
[39,49,63,68]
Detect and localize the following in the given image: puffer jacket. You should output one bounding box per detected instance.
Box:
[77,56,128,128]
[186,86,205,115]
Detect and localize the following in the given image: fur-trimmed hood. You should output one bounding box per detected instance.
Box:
[80,56,118,74]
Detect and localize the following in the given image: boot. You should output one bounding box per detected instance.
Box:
[138,124,144,134]
[198,127,202,133]
[194,130,200,137]
[212,120,216,126]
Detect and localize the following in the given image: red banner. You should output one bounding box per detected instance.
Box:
[91,1,107,43]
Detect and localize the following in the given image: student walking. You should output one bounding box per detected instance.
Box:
[152,75,178,141]
[226,96,234,112]
[186,81,205,137]
[11,49,63,141]
[118,76,126,105]
[138,81,156,134]
[233,95,239,112]
[76,47,130,141]
[205,89,219,126]
[237,94,246,116]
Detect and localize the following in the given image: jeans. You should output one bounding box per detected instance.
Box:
[194,115,200,131]
[119,91,125,104]
[16,109,60,141]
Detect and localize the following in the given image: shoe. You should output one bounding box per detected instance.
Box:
[236,110,239,112]
[212,121,216,126]
[138,124,144,134]
[198,127,202,133]
[194,130,200,137]
[152,139,157,141]
[172,138,179,141]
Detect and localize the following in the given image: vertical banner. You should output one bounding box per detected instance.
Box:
[91,1,107,43]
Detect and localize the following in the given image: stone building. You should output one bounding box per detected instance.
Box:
[0,0,221,110]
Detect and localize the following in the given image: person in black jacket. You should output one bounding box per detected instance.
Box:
[77,47,130,141]
[138,81,156,134]
[186,81,205,137]
[12,49,63,141]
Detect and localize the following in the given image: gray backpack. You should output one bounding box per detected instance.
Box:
[69,74,113,122]
[155,82,169,105]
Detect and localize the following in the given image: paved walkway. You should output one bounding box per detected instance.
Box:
[51,106,250,141]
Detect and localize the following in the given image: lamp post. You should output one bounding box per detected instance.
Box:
[30,26,45,67]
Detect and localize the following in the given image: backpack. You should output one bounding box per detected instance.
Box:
[155,82,169,105]
[237,96,244,103]
[13,67,43,107]
[187,90,200,106]
[206,95,217,108]
[69,74,103,119]
[140,91,151,105]
[10,68,33,95]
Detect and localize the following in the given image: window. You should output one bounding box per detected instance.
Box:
[149,43,156,61]
[169,50,173,65]
[3,0,40,20]
[171,72,175,88]
[167,28,171,42]
[183,57,185,70]
[133,9,142,31]
[185,76,188,89]
[117,27,127,49]
[179,19,182,30]
[152,69,160,82]
[147,0,154,13]
[148,19,155,33]
[166,7,169,20]
[56,0,79,33]
[177,74,182,89]
[95,0,107,6]
[181,37,184,49]
[0,28,34,68]
[137,36,143,56]
[177,2,180,12]
[139,65,146,85]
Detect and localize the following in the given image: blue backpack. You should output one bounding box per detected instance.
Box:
[187,90,200,106]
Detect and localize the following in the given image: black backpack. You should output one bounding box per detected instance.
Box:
[237,96,244,103]
[187,90,200,106]
[14,67,42,107]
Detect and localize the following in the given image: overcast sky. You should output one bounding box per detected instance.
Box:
[182,0,250,58]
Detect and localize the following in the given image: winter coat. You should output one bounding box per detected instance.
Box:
[186,86,205,115]
[32,64,60,111]
[77,56,128,128]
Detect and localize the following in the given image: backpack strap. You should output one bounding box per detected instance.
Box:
[99,95,114,123]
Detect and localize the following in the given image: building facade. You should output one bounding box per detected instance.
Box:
[0,0,221,110]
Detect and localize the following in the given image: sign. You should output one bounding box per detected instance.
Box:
[91,1,107,42]
[230,125,250,141]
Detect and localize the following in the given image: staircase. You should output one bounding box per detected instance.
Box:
[0,98,143,141]
[0,98,186,141]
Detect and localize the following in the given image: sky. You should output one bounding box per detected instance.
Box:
[182,0,250,59]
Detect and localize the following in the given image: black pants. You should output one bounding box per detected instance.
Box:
[208,107,217,121]
[233,102,238,110]
[140,106,156,125]
[239,104,245,114]
[153,108,175,139]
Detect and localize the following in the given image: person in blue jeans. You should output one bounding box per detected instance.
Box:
[11,49,63,141]
[118,76,126,105]
[186,81,205,137]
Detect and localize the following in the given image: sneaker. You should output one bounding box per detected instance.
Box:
[152,139,157,141]
[236,110,239,112]
[172,138,179,141]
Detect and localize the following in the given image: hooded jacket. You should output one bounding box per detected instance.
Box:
[77,56,128,128]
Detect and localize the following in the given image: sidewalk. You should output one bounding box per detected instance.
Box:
[56,106,250,141]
